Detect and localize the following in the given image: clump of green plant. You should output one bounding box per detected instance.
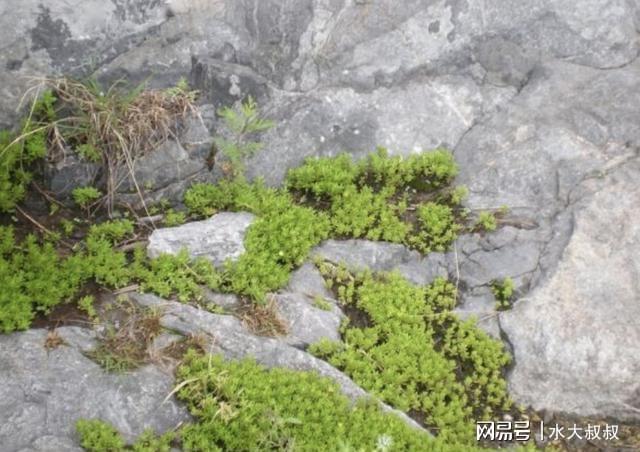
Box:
[183,179,331,302]
[132,248,221,303]
[287,153,359,199]
[214,96,274,179]
[72,186,102,212]
[476,211,498,232]
[449,185,469,205]
[163,208,186,227]
[76,419,125,451]
[174,351,473,451]
[224,203,330,302]
[330,186,411,243]
[78,295,98,320]
[284,147,463,253]
[76,420,174,452]
[60,219,76,237]
[0,226,88,333]
[409,202,461,253]
[492,277,515,311]
[0,90,55,213]
[356,147,458,191]
[313,296,333,311]
[310,263,512,444]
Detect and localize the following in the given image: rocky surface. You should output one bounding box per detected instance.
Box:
[46,110,217,206]
[0,0,639,433]
[130,292,425,432]
[0,327,190,452]
[147,211,255,266]
[501,161,640,420]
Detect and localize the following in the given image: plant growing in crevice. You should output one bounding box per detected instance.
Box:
[214,96,274,180]
[72,186,102,215]
[238,296,288,337]
[475,211,498,232]
[21,77,198,217]
[86,299,163,373]
[310,262,513,444]
[492,277,515,311]
[0,89,54,213]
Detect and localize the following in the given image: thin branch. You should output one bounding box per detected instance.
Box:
[15,206,74,248]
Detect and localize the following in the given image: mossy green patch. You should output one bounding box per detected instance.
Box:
[174,351,482,451]
[0,226,88,333]
[310,264,512,445]
[76,352,493,451]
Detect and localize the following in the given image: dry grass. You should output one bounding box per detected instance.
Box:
[23,76,197,217]
[87,301,163,372]
[238,296,288,337]
[44,329,66,350]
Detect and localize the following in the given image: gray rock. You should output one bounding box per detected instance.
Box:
[202,289,241,311]
[18,435,82,452]
[45,154,100,197]
[147,211,255,266]
[0,327,190,452]
[286,262,334,300]
[500,162,640,421]
[313,239,450,285]
[275,292,344,347]
[130,292,426,432]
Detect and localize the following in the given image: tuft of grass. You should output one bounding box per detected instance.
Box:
[29,77,197,216]
[238,296,288,337]
[44,329,66,350]
[86,300,163,373]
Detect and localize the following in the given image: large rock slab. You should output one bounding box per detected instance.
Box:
[500,161,640,421]
[0,327,190,452]
[147,211,255,266]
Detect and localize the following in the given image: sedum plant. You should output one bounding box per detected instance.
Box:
[310,265,512,445]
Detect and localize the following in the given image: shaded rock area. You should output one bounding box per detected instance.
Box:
[0,0,639,438]
[45,110,217,208]
[0,327,190,452]
[147,211,255,266]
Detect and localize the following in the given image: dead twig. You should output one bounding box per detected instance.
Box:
[15,206,74,248]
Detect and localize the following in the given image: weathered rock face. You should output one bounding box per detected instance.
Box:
[500,161,640,421]
[0,327,190,452]
[147,211,255,266]
[1,0,640,426]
